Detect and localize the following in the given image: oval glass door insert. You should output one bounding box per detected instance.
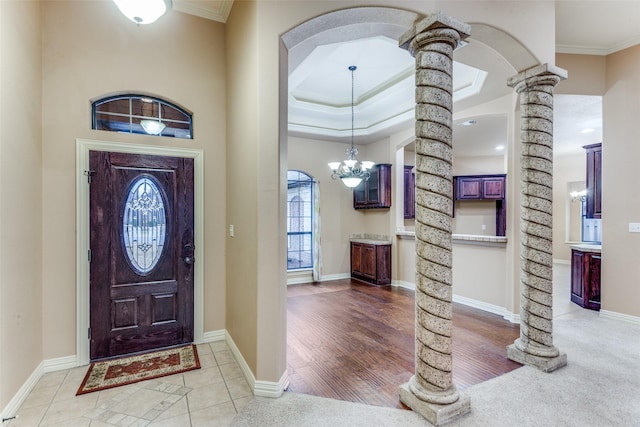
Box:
[122,175,167,275]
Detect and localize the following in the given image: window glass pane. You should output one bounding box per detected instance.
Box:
[92,94,192,139]
[287,170,314,270]
[122,176,167,275]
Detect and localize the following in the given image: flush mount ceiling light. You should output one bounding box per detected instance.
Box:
[328,66,375,189]
[458,119,477,126]
[113,0,172,25]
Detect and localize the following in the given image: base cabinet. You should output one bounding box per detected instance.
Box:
[350,242,391,285]
[571,249,601,310]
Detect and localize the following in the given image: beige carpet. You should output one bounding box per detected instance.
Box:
[232,309,640,426]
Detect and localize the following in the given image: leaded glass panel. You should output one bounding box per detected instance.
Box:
[122,176,167,275]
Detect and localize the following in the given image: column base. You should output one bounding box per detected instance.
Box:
[399,382,470,426]
[507,343,567,373]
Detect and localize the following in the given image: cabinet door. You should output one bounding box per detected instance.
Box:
[404,166,415,219]
[361,244,376,279]
[570,250,585,307]
[585,144,602,219]
[585,254,601,310]
[482,177,505,199]
[366,168,381,204]
[351,243,363,275]
[457,177,482,199]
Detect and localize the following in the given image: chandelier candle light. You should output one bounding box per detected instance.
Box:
[328,66,375,188]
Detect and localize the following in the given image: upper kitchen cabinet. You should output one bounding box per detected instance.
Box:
[404,165,415,219]
[584,143,602,219]
[353,164,392,210]
[454,174,507,236]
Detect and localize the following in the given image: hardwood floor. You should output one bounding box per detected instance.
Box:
[286,279,521,409]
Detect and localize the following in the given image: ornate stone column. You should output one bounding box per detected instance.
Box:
[398,12,471,425]
[507,64,568,372]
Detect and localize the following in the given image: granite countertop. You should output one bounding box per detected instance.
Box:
[570,243,602,253]
[349,233,391,245]
[396,230,507,245]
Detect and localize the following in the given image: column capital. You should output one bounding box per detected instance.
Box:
[399,11,470,53]
[508,63,568,92]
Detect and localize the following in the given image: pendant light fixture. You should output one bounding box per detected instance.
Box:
[328,66,375,189]
[113,0,172,25]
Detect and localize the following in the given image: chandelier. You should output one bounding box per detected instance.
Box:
[570,189,587,202]
[328,66,375,188]
[113,0,172,25]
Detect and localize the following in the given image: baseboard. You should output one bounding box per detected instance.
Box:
[600,310,640,326]
[43,355,78,373]
[255,371,289,398]
[224,330,287,398]
[453,294,519,324]
[392,280,415,291]
[1,361,44,421]
[201,329,225,343]
[319,273,350,281]
[287,272,351,285]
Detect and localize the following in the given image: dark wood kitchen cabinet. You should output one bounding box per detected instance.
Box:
[353,164,392,210]
[350,241,391,285]
[570,248,601,311]
[404,165,415,219]
[454,174,507,236]
[584,143,602,219]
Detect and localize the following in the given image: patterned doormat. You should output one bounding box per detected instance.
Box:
[76,344,200,395]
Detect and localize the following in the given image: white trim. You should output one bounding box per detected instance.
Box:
[319,273,350,281]
[43,355,78,373]
[225,331,257,392]
[76,139,205,366]
[392,280,415,291]
[453,294,518,323]
[553,259,571,265]
[600,310,640,326]
[255,371,290,398]
[201,329,226,343]
[0,362,44,421]
[225,330,288,398]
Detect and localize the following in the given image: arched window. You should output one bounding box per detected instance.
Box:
[92,94,193,139]
[287,170,315,270]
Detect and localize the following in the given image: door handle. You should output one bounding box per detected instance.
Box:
[183,243,194,264]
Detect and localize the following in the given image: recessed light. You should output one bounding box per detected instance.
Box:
[458,120,477,126]
[581,128,595,134]
[495,145,505,151]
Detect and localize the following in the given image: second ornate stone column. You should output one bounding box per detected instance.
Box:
[398,12,471,425]
[507,64,568,372]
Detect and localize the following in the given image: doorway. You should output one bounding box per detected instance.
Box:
[76,139,204,365]
[88,150,195,360]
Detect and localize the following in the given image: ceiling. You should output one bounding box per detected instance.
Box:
[176,0,640,157]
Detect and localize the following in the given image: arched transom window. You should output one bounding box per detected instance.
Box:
[92,94,193,139]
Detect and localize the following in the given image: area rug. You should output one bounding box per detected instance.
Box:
[76,344,200,395]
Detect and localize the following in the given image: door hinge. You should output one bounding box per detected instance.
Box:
[88,327,91,340]
[84,170,96,184]
[88,249,92,262]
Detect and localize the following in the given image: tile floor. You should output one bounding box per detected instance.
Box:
[6,341,252,426]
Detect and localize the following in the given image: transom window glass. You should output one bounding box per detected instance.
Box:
[287,171,314,270]
[92,94,192,139]
[123,175,167,275]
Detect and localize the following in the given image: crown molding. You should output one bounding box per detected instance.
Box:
[173,0,234,23]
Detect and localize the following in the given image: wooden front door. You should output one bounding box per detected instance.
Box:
[89,151,195,360]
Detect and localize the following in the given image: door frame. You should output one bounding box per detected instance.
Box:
[76,138,204,366]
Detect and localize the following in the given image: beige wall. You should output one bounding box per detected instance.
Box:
[602,44,640,317]
[556,54,606,96]
[552,153,586,261]
[0,0,43,409]
[225,0,260,374]
[40,1,227,361]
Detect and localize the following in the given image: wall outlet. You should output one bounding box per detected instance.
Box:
[629,223,640,233]
[229,224,234,237]
[481,224,486,231]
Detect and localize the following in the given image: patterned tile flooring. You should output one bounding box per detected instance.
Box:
[6,341,252,426]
